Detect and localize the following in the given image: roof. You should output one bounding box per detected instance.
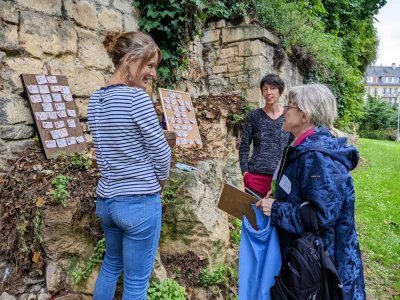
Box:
[366,65,400,77]
[366,65,400,86]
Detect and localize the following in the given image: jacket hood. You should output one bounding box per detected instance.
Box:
[292,128,359,171]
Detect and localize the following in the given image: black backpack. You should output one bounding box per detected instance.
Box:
[270,203,344,300]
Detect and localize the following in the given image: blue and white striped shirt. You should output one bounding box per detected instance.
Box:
[88,84,171,198]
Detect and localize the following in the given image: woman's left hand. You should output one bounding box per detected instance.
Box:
[255,197,275,216]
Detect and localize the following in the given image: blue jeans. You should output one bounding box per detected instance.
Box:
[93,193,162,300]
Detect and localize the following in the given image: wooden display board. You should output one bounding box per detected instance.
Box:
[158,88,202,147]
[21,74,87,159]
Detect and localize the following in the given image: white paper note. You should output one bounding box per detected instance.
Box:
[38,85,50,94]
[30,95,42,103]
[42,121,53,129]
[46,76,57,83]
[45,140,57,149]
[35,75,47,84]
[56,138,67,148]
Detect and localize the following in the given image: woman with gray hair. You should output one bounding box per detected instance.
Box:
[256,84,366,299]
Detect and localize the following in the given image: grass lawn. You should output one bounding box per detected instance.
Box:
[353,138,400,299]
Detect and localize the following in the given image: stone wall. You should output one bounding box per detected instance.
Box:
[178,21,303,105]
[0,6,306,298]
[0,0,139,172]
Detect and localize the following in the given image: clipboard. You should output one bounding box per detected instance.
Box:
[218,183,259,230]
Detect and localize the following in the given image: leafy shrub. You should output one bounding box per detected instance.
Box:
[48,175,72,207]
[147,278,186,300]
[200,264,237,287]
[230,218,242,245]
[359,129,397,141]
[65,153,92,170]
[253,0,372,130]
[360,96,398,131]
[161,178,181,205]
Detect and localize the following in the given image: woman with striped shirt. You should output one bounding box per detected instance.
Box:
[88,31,171,300]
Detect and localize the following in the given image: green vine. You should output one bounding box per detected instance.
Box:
[133,0,205,88]
[72,238,106,284]
[133,0,251,88]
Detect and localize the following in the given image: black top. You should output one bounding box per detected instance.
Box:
[239,108,293,175]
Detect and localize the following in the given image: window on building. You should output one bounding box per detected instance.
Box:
[395,88,398,95]
[374,88,377,96]
[384,87,387,95]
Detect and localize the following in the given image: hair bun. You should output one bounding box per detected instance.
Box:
[103,31,122,57]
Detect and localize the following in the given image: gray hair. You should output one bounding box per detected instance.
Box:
[287,84,337,128]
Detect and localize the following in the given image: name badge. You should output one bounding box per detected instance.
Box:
[279,174,292,195]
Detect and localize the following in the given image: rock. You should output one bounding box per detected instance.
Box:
[0,293,16,300]
[151,251,168,283]
[75,98,89,119]
[123,13,139,32]
[221,25,280,45]
[19,11,77,58]
[2,57,46,93]
[245,55,268,71]
[0,22,18,51]
[47,61,105,97]
[0,1,19,24]
[215,20,226,29]
[18,294,36,300]
[0,141,7,153]
[77,29,112,69]
[218,48,235,60]
[191,287,207,300]
[245,87,262,105]
[37,291,51,300]
[201,29,220,44]
[41,202,94,260]
[0,125,34,140]
[211,65,227,74]
[9,140,35,153]
[15,0,62,16]
[160,161,230,265]
[45,261,63,292]
[207,286,223,300]
[98,8,123,31]
[0,94,33,125]
[64,0,98,30]
[113,0,133,14]
[238,40,268,57]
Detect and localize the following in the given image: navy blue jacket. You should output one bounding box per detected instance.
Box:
[271,128,366,300]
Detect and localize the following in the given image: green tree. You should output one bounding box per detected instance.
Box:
[360,96,397,131]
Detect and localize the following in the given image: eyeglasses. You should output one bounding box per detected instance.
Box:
[283,105,301,113]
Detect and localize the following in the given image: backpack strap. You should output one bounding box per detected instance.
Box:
[300,201,319,234]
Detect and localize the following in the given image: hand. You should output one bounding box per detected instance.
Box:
[159,180,166,190]
[266,189,273,197]
[243,171,248,177]
[255,196,275,216]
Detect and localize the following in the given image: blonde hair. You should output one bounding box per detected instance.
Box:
[287,84,337,128]
[103,31,162,84]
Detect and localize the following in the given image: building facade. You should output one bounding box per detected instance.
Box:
[365,63,400,106]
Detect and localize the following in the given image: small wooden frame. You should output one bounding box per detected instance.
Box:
[21,74,87,159]
[158,88,202,148]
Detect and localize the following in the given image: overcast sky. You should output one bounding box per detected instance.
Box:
[375,0,400,66]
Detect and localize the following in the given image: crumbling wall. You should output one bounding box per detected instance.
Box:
[0,0,139,173]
